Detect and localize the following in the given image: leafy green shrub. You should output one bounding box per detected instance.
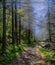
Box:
[0,44,28,65]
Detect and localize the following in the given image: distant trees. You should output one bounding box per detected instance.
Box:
[47,0,55,43]
[21,0,35,44]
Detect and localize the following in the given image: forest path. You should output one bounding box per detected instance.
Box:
[8,44,50,65]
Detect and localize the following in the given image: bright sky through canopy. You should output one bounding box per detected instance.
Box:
[31,0,48,40]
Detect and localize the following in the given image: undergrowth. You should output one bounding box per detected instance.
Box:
[0,44,28,65]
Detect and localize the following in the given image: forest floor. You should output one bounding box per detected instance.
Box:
[8,43,51,65]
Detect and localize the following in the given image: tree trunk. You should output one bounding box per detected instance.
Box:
[19,15,21,44]
[18,0,21,44]
[2,0,6,55]
[12,0,15,44]
[48,22,51,42]
[15,0,18,44]
[48,0,51,42]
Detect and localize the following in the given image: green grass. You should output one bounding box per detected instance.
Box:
[38,47,55,65]
[38,47,54,59]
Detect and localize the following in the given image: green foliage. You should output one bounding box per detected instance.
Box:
[38,47,54,59]
[0,44,28,65]
[0,9,29,65]
[0,0,2,2]
[16,9,24,16]
[38,47,55,65]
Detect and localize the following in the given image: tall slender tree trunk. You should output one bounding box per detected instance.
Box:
[19,0,21,44]
[28,9,31,44]
[15,0,18,44]
[27,5,31,45]
[48,22,51,42]
[48,0,51,42]
[2,0,6,55]
[28,29,31,44]
[19,15,21,44]
[12,0,15,44]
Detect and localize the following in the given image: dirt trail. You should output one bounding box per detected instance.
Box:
[8,47,50,65]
